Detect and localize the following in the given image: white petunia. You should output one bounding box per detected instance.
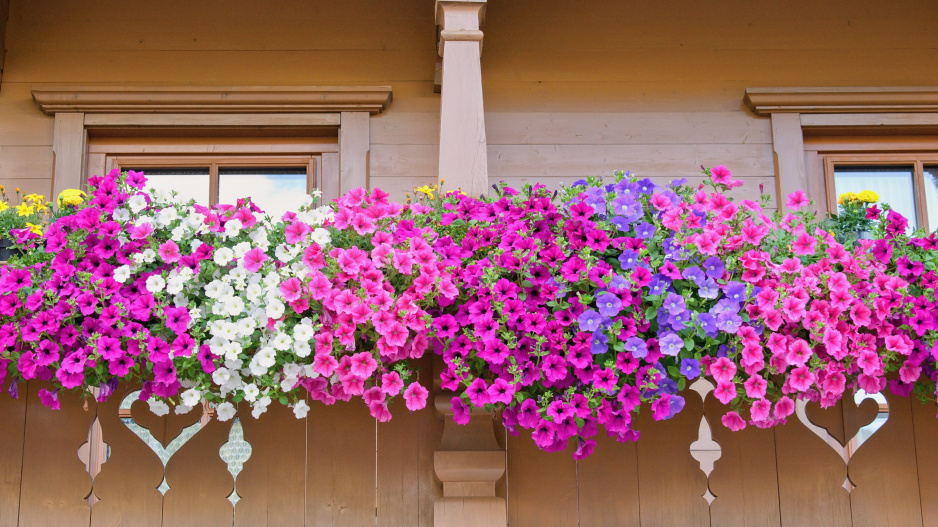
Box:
[272,332,293,351]
[293,340,311,358]
[216,402,237,421]
[214,247,234,266]
[293,400,310,419]
[157,206,179,226]
[310,228,331,246]
[225,297,245,317]
[128,194,148,213]
[113,265,131,283]
[236,317,257,336]
[280,377,298,391]
[171,226,187,242]
[212,367,232,387]
[293,324,314,342]
[246,283,263,302]
[141,249,156,263]
[256,346,277,368]
[181,388,201,407]
[204,280,225,299]
[147,399,170,416]
[243,383,260,402]
[265,298,285,320]
[233,242,251,259]
[145,275,166,293]
[174,404,193,415]
[224,219,243,237]
[166,277,185,295]
[112,208,131,222]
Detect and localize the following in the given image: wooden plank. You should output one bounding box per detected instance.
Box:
[234,402,306,527]
[90,384,163,527]
[912,400,938,527]
[52,112,86,199]
[770,113,807,213]
[83,113,340,128]
[305,400,377,527]
[3,50,435,84]
[339,111,370,193]
[704,395,781,527]
[370,145,438,180]
[774,407,852,527]
[635,391,711,527]
[506,430,578,527]
[370,112,440,146]
[0,84,54,146]
[130,395,203,449]
[847,390,923,527]
[377,360,442,527]
[576,427,641,527]
[486,112,772,145]
[801,113,938,129]
[18,382,96,527]
[162,413,234,527]
[0,145,54,182]
[0,383,26,526]
[488,144,776,180]
[321,152,340,203]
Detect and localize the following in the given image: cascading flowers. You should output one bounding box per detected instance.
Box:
[0,165,936,459]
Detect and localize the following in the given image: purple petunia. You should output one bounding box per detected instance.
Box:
[624,337,648,359]
[590,331,609,355]
[659,332,684,356]
[680,358,701,379]
[704,256,725,279]
[663,293,687,316]
[635,222,656,239]
[619,249,640,270]
[597,292,622,317]
[577,309,602,332]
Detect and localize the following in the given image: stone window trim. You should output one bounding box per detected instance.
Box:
[32,85,392,203]
[744,86,938,213]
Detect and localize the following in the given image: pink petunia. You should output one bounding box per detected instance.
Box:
[404,382,429,412]
[284,221,311,244]
[785,190,810,210]
[279,277,304,303]
[721,411,746,431]
[711,165,732,184]
[242,247,268,273]
[750,399,772,422]
[381,372,404,396]
[158,241,181,263]
[129,223,154,240]
[773,397,795,419]
[791,233,817,256]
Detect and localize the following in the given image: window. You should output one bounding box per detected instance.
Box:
[801,134,938,233]
[87,135,338,220]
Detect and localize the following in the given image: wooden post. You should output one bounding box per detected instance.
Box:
[339,111,370,194]
[433,394,506,527]
[770,113,809,213]
[436,0,489,197]
[51,112,87,199]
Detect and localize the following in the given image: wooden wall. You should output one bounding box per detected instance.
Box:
[1,0,936,201]
[3,380,938,526]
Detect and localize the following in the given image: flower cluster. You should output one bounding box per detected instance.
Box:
[1,165,936,459]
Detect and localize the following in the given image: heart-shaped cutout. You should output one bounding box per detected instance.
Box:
[797,392,887,464]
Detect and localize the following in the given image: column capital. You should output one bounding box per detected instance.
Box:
[435,0,486,29]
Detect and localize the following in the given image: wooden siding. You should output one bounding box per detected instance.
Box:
[0,0,934,200]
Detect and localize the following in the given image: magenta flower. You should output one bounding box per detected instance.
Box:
[242,247,268,272]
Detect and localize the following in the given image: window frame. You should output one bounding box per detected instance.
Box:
[822,153,938,231]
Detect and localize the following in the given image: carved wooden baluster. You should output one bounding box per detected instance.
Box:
[161,406,234,527]
[234,401,306,526]
[775,400,851,527]
[18,382,97,526]
[304,399,377,527]
[847,390,923,527]
[377,358,442,526]
[0,382,27,525]
[704,390,782,526]
[90,384,163,527]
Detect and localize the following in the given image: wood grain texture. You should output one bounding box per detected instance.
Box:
[704,394,781,527]
[90,384,163,527]
[576,427,641,527]
[0,383,26,526]
[18,382,96,527]
[635,391,711,527]
[0,146,54,184]
[774,409,852,527]
[305,400,377,527]
[377,358,441,527]
[847,390,923,527]
[506,430,578,527]
[912,400,938,527]
[339,111,370,193]
[234,402,306,527]
[162,414,234,527]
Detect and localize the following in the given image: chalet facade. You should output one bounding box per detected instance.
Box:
[0,0,937,525]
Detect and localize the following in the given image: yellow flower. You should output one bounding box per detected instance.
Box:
[837,192,859,205]
[24,193,44,204]
[857,190,879,203]
[0,202,7,213]
[415,185,435,199]
[58,189,85,207]
[25,223,42,235]
[15,203,34,217]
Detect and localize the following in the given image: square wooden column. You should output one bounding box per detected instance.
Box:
[433,394,506,527]
[436,0,488,197]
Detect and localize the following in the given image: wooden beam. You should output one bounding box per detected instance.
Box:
[745,87,938,116]
[339,111,370,193]
[0,0,9,89]
[799,112,938,129]
[437,0,489,197]
[32,85,393,115]
[83,112,340,128]
[770,113,808,213]
[52,113,87,198]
